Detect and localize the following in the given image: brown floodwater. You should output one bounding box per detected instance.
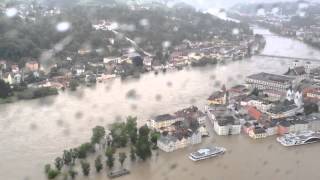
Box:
[1,28,320,180]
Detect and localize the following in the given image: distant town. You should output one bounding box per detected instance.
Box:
[0,1,265,104]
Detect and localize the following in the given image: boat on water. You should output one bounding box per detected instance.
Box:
[277,130,320,147]
[189,146,226,161]
[107,168,130,178]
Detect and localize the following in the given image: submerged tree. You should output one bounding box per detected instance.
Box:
[118,152,127,167]
[91,126,106,145]
[54,157,64,171]
[130,146,136,161]
[105,146,115,169]
[95,155,103,173]
[80,160,90,176]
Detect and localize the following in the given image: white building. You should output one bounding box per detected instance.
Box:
[246,72,296,92]
[213,116,241,136]
[147,114,183,130]
[157,131,202,152]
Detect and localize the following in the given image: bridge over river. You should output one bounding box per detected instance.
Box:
[255,54,320,62]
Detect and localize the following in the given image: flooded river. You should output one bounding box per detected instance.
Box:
[1,28,320,180]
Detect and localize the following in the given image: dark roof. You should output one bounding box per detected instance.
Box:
[208,91,226,100]
[253,127,266,134]
[154,114,176,122]
[247,72,294,84]
[279,120,291,127]
[216,116,239,126]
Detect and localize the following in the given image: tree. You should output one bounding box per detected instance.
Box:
[68,168,78,180]
[80,160,90,176]
[150,131,160,148]
[47,169,60,179]
[44,164,51,174]
[126,116,138,144]
[95,155,103,173]
[77,142,94,159]
[69,79,79,91]
[105,146,115,169]
[106,155,115,170]
[130,146,136,161]
[138,125,150,137]
[55,157,64,171]
[135,126,152,161]
[0,80,12,98]
[70,148,78,165]
[118,152,127,167]
[63,150,72,166]
[91,126,106,145]
[110,122,128,147]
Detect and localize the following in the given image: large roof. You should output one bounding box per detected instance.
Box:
[154,114,177,122]
[247,72,294,84]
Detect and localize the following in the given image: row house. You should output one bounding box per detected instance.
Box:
[277,120,309,135]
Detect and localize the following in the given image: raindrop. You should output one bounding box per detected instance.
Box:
[131,104,138,111]
[162,41,171,49]
[298,11,306,17]
[169,163,177,170]
[190,98,196,104]
[272,7,280,14]
[56,119,64,127]
[62,128,70,136]
[56,22,71,32]
[126,89,138,100]
[167,81,173,87]
[257,8,266,16]
[30,123,38,131]
[139,18,149,27]
[75,111,83,119]
[214,81,221,88]
[232,28,239,35]
[155,94,162,101]
[6,8,17,17]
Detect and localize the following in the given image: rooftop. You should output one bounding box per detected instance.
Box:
[216,116,239,126]
[247,72,294,84]
[154,114,177,122]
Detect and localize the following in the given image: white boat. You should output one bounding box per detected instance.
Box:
[189,146,226,161]
[277,131,320,147]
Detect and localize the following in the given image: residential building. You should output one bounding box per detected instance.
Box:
[208,90,227,105]
[174,106,207,125]
[25,61,39,72]
[267,101,301,119]
[157,131,202,152]
[11,64,19,74]
[213,116,241,136]
[148,114,183,130]
[248,127,268,139]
